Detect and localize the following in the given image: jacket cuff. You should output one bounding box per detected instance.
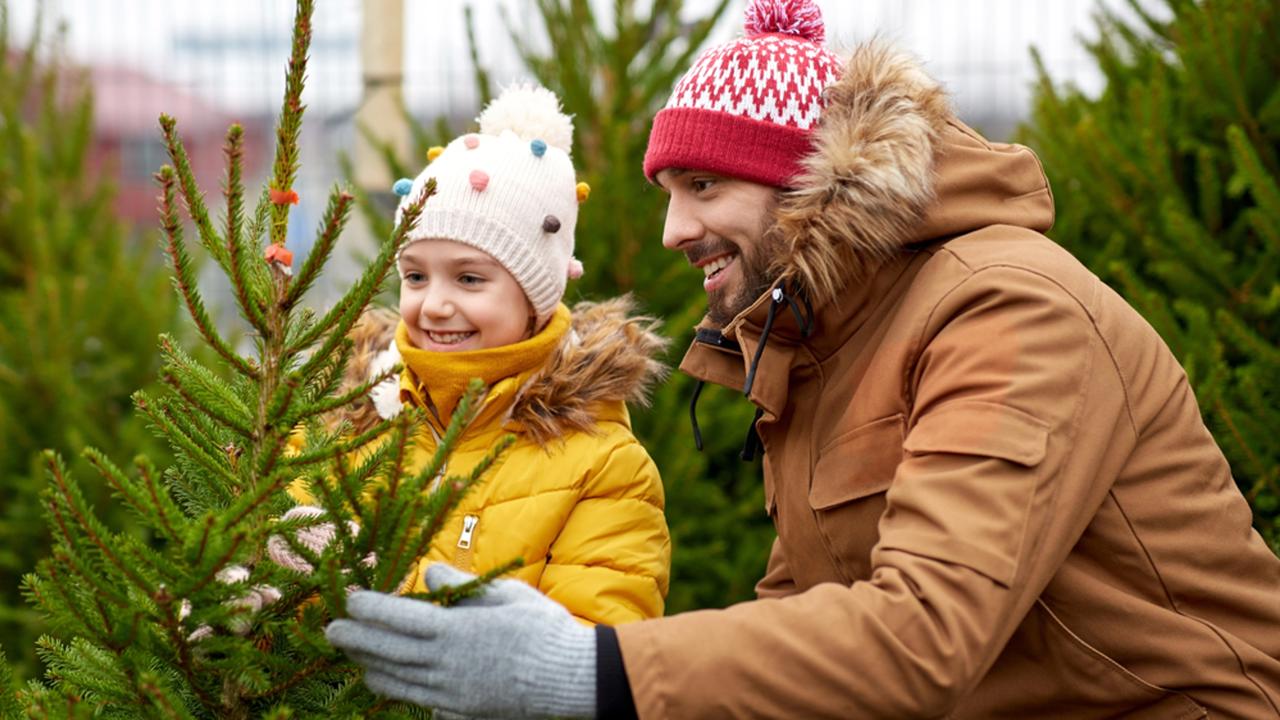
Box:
[596,625,638,720]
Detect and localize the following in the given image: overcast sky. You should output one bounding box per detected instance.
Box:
[6,0,1124,125]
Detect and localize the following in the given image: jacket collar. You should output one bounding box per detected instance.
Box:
[340,298,668,445]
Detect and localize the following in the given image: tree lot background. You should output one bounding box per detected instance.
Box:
[1,0,1275,685]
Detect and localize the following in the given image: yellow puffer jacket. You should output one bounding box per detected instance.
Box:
[314,298,671,626]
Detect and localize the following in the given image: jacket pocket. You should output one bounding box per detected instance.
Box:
[809,414,904,584]
[1027,600,1208,719]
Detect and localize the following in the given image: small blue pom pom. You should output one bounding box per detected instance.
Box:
[392,178,413,196]
[530,139,547,158]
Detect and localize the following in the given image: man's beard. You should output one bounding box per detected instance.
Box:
[705,224,782,328]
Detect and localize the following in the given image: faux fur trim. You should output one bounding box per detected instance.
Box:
[771,40,953,307]
[334,298,668,443]
[330,305,401,435]
[513,296,668,444]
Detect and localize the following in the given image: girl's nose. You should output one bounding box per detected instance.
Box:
[420,286,455,320]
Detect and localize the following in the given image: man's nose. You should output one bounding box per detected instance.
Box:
[661,196,703,251]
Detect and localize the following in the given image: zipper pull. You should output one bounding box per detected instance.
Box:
[457,514,478,549]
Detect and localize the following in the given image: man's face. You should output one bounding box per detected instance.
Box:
[655,169,780,327]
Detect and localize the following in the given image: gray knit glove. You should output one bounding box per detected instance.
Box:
[326,564,596,719]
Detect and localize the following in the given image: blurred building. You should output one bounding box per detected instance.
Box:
[87,63,268,225]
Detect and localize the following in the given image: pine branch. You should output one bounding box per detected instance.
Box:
[414,559,525,608]
[156,165,259,379]
[42,452,155,598]
[360,413,417,550]
[22,565,101,645]
[135,393,241,492]
[181,531,247,598]
[150,586,220,712]
[267,0,314,249]
[1227,124,1280,253]
[83,448,183,545]
[158,116,232,274]
[293,361,402,425]
[159,335,256,438]
[223,124,270,333]
[0,645,20,720]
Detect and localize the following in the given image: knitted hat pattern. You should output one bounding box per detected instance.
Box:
[395,85,583,327]
[643,0,843,188]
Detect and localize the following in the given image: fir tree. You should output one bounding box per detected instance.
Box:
[10,1,511,715]
[356,0,776,613]
[0,4,179,679]
[1021,0,1280,545]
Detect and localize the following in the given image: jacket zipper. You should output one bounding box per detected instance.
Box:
[454,514,478,572]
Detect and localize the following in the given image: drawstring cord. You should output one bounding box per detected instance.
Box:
[739,282,813,460]
[688,281,812,460]
[742,283,813,399]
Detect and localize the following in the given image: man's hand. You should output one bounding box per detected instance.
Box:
[326,564,597,719]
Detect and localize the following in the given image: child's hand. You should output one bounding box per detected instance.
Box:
[267,505,372,573]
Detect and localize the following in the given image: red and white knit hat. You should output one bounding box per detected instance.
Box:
[643,0,842,188]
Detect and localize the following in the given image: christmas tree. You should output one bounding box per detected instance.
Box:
[0,4,179,679]
[3,1,511,715]
[1020,0,1280,545]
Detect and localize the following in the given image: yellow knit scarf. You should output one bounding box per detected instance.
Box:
[395,304,571,425]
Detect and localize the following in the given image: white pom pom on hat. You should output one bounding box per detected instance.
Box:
[478,84,575,153]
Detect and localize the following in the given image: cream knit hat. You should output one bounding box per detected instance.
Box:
[394,85,584,327]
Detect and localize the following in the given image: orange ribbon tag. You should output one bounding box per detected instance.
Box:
[264,244,294,266]
[269,188,300,205]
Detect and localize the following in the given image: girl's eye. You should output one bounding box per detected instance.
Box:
[459,274,484,286]
[403,271,425,283]
[691,177,716,193]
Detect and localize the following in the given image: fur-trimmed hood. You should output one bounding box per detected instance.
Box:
[336,297,668,444]
[771,41,1055,307]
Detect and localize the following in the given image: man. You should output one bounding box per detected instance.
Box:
[327,1,1280,717]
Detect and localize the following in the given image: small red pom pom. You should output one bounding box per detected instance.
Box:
[744,0,825,44]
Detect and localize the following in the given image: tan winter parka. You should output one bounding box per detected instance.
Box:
[616,43,1280,718]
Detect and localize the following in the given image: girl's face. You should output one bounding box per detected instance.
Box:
[398,240,533,352]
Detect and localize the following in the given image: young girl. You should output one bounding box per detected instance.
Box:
[299,85,670,626]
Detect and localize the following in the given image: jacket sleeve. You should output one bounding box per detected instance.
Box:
[540,434,672,626]
[617,266,1134,718]
[754,538,797,600]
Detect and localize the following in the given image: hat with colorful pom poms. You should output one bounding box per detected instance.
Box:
[394,85,584,328]
[643,0,843,189]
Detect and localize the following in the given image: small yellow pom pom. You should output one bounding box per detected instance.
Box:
[576,182,591,204]
[427,146,445,162]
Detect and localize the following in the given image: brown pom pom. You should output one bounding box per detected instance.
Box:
[542,215,561,233]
